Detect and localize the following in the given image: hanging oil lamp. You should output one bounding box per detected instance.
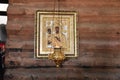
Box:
[48,26,66,67]
[48,0,66,68]
[48,47,65,67]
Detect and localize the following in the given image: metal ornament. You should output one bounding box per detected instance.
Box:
[48,48,65,67]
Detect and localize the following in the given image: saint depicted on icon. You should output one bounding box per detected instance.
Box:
[52,26,67,48]
[46,26,67,49]
[47,28,53,48]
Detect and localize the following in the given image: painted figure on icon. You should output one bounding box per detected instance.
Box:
[46,26,67,49]
[52,26,67,48]
[47,28,53,48]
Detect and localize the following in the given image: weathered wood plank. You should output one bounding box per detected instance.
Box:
[4,68,120,80]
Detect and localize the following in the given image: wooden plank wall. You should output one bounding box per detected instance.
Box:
[4,0,120,80]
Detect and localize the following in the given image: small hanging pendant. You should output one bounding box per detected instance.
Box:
[48,48,66,67]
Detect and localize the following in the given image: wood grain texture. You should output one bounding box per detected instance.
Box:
[6,0,120,67]
[5,0,120,79]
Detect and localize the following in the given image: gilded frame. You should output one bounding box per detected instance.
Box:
[34,11,77,58]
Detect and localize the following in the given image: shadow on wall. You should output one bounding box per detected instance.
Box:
[0,24,7,80]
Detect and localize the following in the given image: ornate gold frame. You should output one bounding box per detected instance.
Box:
[34,11,77,58]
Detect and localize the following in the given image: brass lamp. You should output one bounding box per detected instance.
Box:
[48,47,66,67]
[48,0,66,67]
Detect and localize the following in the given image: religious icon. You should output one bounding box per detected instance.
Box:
[35,11,77,58]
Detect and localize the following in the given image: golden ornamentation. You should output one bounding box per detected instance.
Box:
[35,11,77,58]
[48,48,66,67]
